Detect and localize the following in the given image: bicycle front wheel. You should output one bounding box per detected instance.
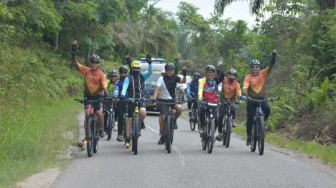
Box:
[132,116,139,155]
[257,117,265,155]
[107,112,114,141]
[165,115,171,153]
[224,118,232,148]
[207,118,215,153]
[86,118,94,157]
[250,121,257,152]
[93,118,98,153]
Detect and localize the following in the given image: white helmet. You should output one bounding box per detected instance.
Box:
[161,67,165,74]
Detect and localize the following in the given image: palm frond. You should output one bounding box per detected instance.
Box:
[214,0,241,16]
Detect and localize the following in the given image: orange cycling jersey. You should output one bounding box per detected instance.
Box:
[243,66,272,97]
[220,77,242,100]
[78,63,107,96]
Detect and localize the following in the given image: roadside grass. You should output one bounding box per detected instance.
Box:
[0,97,82,187]
[234,125,336,166]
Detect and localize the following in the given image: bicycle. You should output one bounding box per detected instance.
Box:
[199,100,218,154]
[156,98,185,153]
[248,97,279,155]
[124,98,148,155]
[75,98,103,157]
[220,99,242,148]
[103,97,117,141]
[189,98,199,131]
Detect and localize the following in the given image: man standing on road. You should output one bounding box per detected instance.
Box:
[241,49,277,146]
[71,40,107,140]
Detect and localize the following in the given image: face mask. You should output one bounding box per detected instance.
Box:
[229,78,235,83]
[133,71,140,75]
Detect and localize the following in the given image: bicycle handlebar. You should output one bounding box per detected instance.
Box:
[74,98,104,104]
[155,98,186,105]
[247,97,280,103]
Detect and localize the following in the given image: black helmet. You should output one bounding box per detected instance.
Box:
[194,72,200,80]
[108,70,118,77]
[228,69,237,76]
[90,55,100,63]
[165,62,175,71]
[119,65,128,73]
[205,65,215,72]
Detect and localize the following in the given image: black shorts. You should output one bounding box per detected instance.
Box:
[158,99,176,115]
[127,102,146,117]
[84,95,103,110]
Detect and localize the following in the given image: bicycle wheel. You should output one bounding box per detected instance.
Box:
[123,114,127,144]
[86,118,94,157]
[132,116,139,155]
[250,121,257,152]
[93,118,98,153]
[165,114,171,153]
[257,117,265,155]
[225,118,232,148]
[223,118,227,146]
[107,111,113,141]
[207,118,215,153]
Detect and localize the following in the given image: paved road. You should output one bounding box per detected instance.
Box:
[51,112,336,188]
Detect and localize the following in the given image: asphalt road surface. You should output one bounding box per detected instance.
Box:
[51,111,336,188]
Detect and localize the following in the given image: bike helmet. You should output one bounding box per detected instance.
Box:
[161,67,165,74]
[165,62,175,71]
[228,69,237,76]
[131,60,141,68]
[108,70,118,77]
[119,65,128,73]
[250,60,260,67]
[205,65,215,72]
[194,72,200,80]
[90,55,100,63]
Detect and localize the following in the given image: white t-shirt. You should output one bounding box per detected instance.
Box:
[156,75,181,99]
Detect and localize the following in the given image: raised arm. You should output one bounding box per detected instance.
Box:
[179,66,187,83]
[121,77,130,96]
[71,40,80,70]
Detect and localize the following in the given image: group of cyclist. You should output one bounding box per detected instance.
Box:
[71,40,278,148]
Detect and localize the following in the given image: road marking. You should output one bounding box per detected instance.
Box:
[145,123,186,167]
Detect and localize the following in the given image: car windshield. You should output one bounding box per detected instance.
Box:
[145,74,161,85]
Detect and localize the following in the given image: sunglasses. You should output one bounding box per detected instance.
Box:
[133,68,141,70]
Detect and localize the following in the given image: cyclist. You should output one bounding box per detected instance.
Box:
[187,72,200,117]
[198,65,223,135]
[104,70,118,132]
[71,40,107,139]
[120,56,153,148]
[113,65,128,142]
[241,49,277,146]
[215,69,241,141]
[153,62,187,145]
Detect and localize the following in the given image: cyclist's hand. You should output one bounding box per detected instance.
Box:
[146,54,152,64]
[240,95,246,100]
[182,66,187,76]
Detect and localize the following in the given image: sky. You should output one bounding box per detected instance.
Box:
[155,0,258,28]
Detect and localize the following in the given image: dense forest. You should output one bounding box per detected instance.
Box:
[1,0,336,175]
